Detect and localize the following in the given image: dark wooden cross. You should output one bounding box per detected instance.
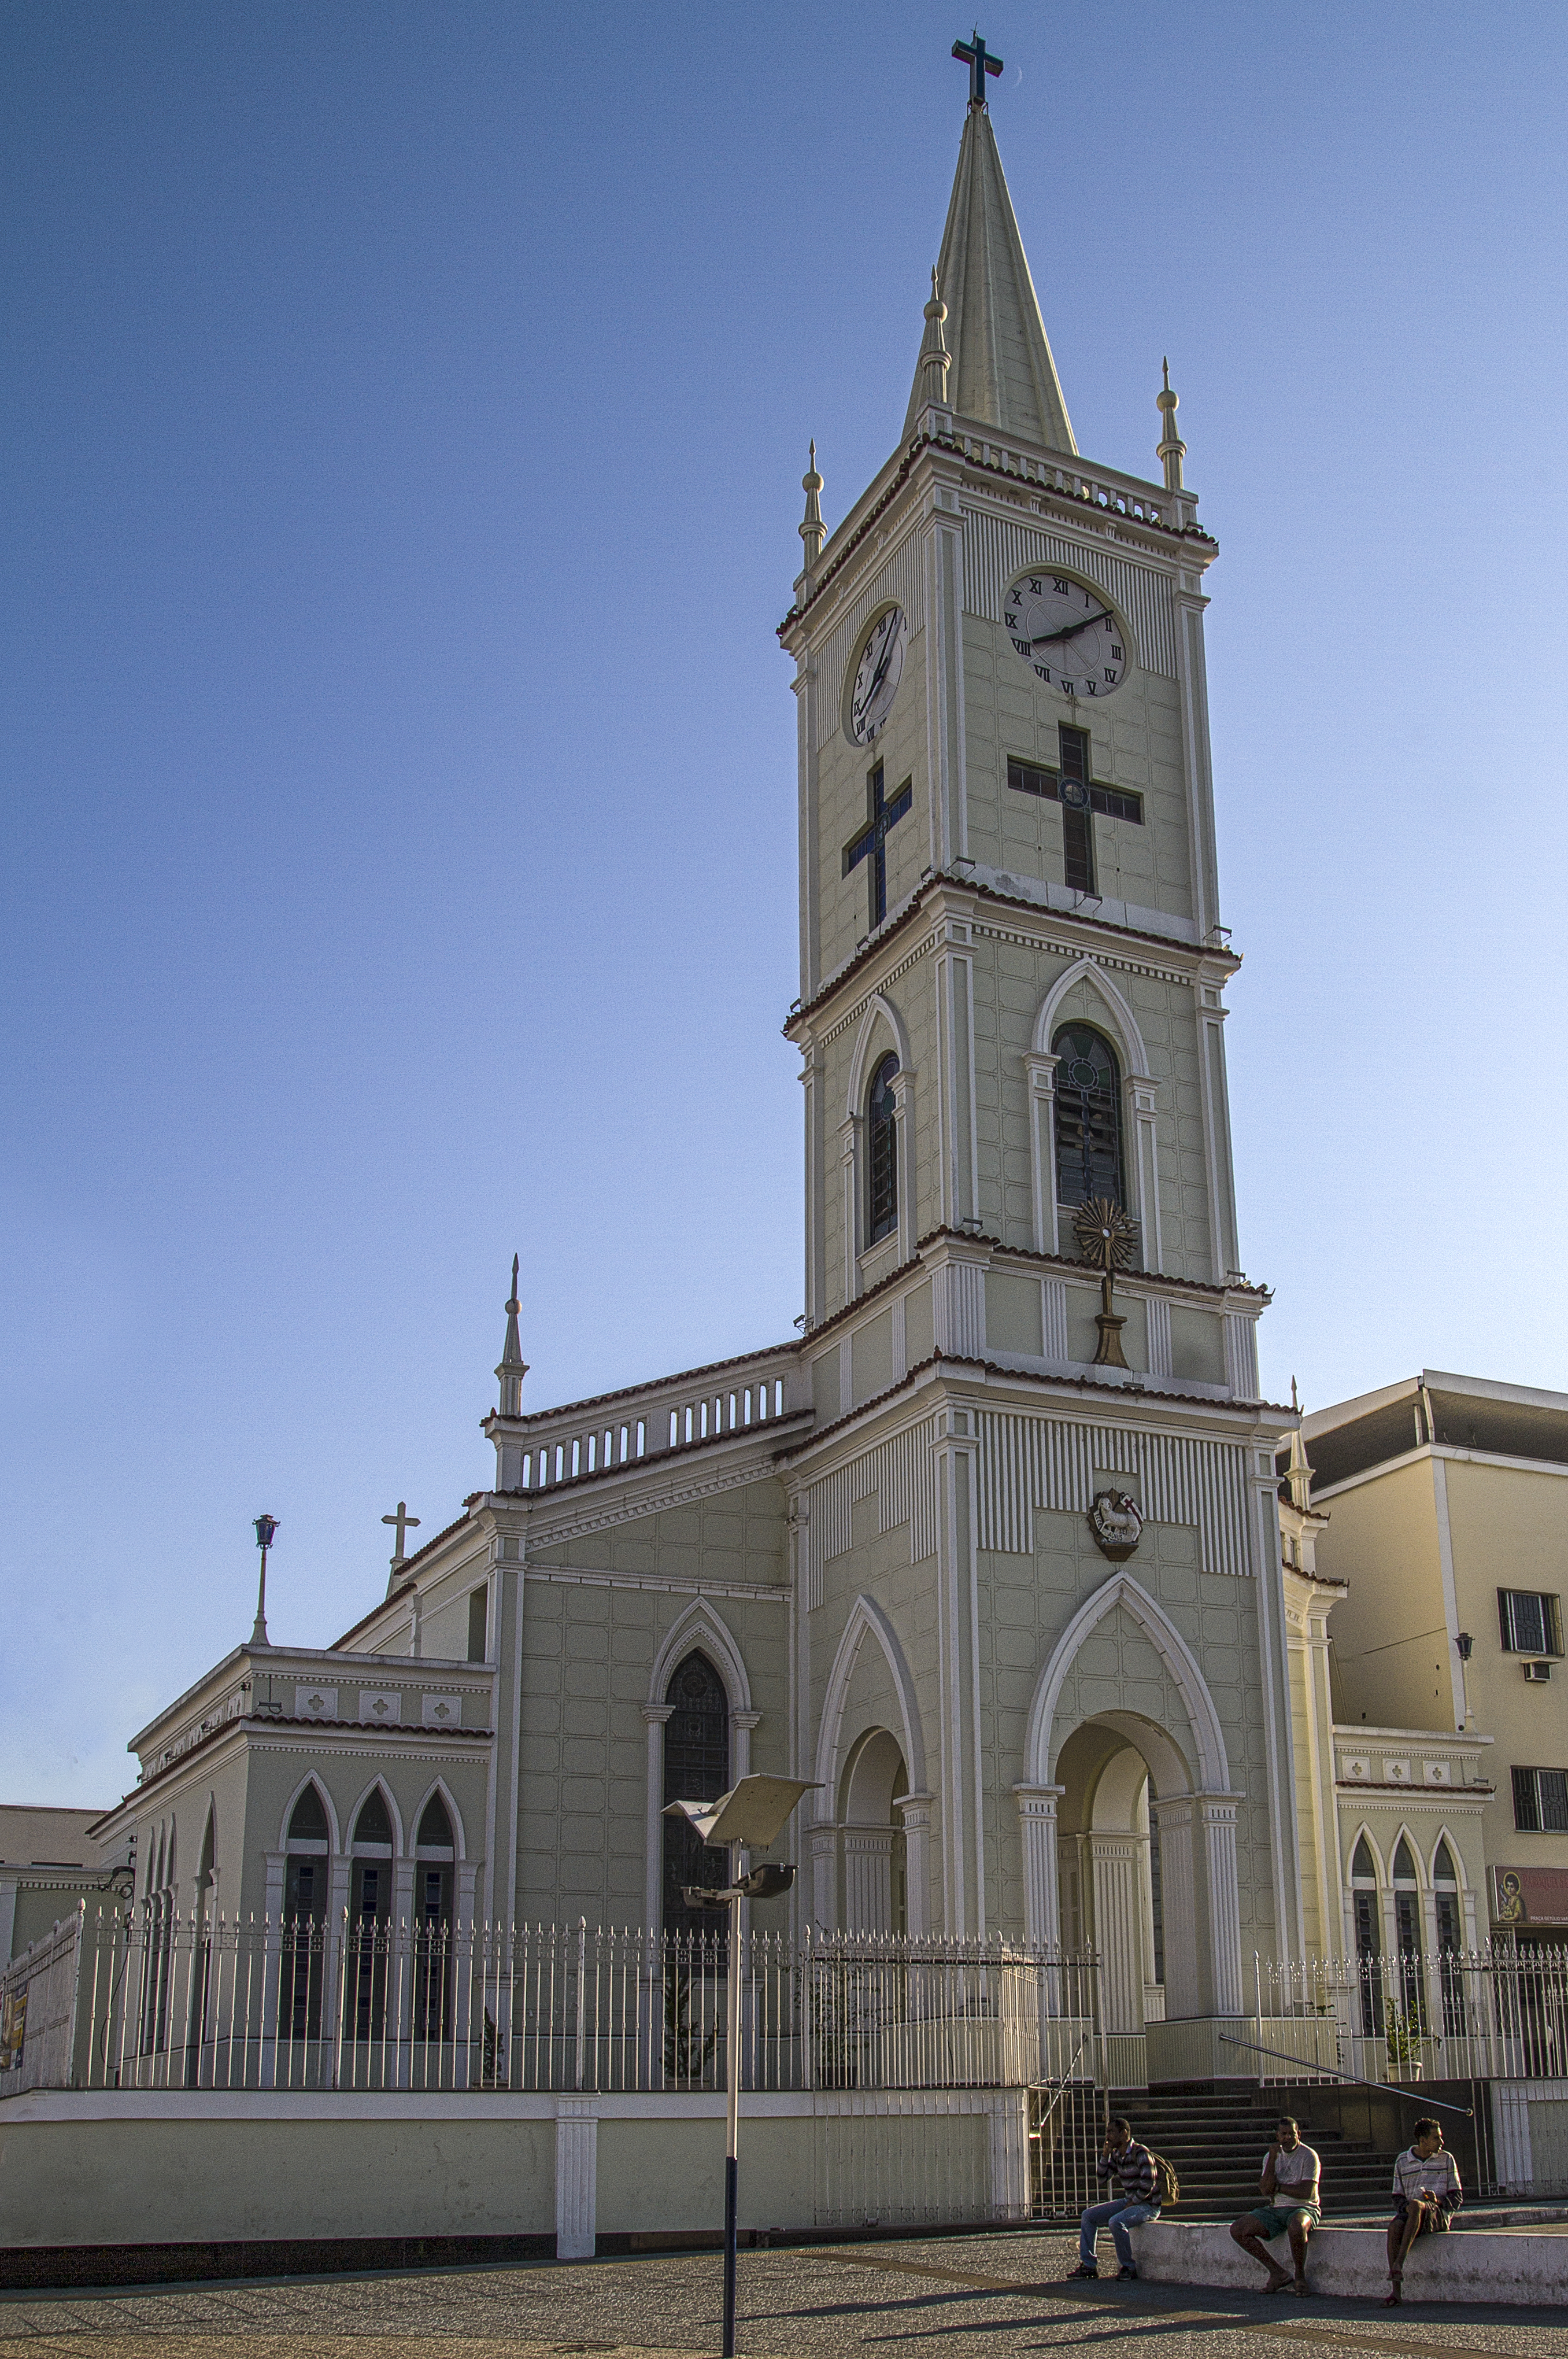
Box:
[952,32,1003,106]
[843,764,913,931]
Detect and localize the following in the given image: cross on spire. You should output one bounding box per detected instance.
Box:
[842,764,912,933]
[382,1500,421,1566]
[952,31,1003,108]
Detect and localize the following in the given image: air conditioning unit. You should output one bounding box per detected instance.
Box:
[1524,1660,1553,1682]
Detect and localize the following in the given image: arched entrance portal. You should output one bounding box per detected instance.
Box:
[839,1728,907,1935]
[1055,1716,1185,2034]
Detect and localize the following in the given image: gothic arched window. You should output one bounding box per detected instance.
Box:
[1052,1024,1125,1210]
[1350,1834,1383,2033]
[661,1651,730,1938]
[867,1053,900,1246]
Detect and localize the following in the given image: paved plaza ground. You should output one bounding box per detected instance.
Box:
[3,2231,1568,2359]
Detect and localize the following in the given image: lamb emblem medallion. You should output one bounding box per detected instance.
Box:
[1088,1489,1144,1563]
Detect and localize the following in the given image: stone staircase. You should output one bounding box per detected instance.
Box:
[1037,2085,1392,2222]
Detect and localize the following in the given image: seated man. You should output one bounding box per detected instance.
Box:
[1066,2116,1161,2283]
[1385,2118,1463,2305]
[1229,2116,1321,2295]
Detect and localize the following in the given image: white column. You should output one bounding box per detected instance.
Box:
[1089,1834,1147,2033]
[809,1822,838,1932]
[1024,1051,1060,1254]
[840,1117,860,1304]
[554,2098,599,2260]
[896,1792,933,1937]
[642,1705,672,1930]
[1153,1800,1199,2019]
[1145,1294,1172,1378]
[1128,1076,1163,1271]
[842,1829,894,1934]
[892,1067,917,1264]
[1200,1796,1245,2016]
[1013,1785,1063,1948]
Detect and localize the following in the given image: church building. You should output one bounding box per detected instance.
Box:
[88,54,1330,2086]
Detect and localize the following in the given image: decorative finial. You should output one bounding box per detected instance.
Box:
[1073,1199,1139,1370]
[495,1254,528,1418]
[1156,356,1186,493]
[1285,1409,1314,1515]
[798,441,825,568]
[1290,1375,1299,1413]
[918,266,951,411]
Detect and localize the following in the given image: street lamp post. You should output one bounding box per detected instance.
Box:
[251,1514,279,1646]
[663,1773,819,2359]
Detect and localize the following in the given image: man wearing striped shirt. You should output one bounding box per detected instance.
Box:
[1066,2117,1162,2282]
[1385,2120,1463,2304]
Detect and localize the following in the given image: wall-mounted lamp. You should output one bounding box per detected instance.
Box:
[1456,1632,1473,1662]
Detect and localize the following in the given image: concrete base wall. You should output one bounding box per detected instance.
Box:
[0,2088,1021,2260]
[1133,2219,1568,2302]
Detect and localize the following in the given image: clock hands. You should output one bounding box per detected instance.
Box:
[859,620,898,710]
[1028,607,1112,653]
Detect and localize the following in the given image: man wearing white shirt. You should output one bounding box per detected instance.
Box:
[1229,2116,1321,2295]
[1385,2120,1463,2304]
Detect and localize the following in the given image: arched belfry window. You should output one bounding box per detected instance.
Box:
[662,1652,730,1937]
[1052,1024,1125,1209]
[867,1053,899,1245]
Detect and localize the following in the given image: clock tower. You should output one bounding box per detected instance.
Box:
[780,50,1312,2024]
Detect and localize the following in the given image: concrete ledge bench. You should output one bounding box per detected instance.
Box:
[1130,2219,1568,2303]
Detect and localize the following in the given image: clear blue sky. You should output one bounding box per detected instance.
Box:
[5,2,1567,1808]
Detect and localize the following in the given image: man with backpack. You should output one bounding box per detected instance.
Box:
[1229,2116,1321,2295]
[1065,2116,1167,2281]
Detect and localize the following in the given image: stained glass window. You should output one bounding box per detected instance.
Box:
[1052,1023,1125,1210]
[662,1652,730,1937]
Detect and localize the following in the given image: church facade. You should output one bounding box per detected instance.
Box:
[90,79,1351,2083]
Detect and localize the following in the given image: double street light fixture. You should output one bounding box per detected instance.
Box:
[663,1773,819,2359]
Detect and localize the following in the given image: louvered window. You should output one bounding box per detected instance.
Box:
[867,1053,899,1245]
[1052,1023,1125,1209]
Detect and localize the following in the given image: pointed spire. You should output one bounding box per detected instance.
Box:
[798,441,825,568]
[1285,1403,1315,1515]
[495,1253,528,1419]
[1156,357,1186,492]
[903,105,1075,452]
[916,266,951,409]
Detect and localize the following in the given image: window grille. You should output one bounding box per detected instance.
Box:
[1052,1022,1125,1209]
[1499,1589,1563,1655]
[867,1052,900,1245]
[1513,1765,1568,1832]
[661,1652,730,1938]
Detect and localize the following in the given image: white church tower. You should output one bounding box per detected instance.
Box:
[776,39,1299,2054]
[93,43,1315,2092]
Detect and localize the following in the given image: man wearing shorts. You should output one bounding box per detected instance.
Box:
[1229,2116,1321,2295]
[1385,2120,1462,2303]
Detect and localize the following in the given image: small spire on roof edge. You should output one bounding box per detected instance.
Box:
[1285,1391,1314,1516]
[1156,356,1186,493]
[495,1253,528,1418]
[799,441,825,568]
[918,265,951,411]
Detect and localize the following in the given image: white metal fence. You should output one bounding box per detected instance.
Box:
[1251,1948,1568,2085]
[0,1908,1104,2101]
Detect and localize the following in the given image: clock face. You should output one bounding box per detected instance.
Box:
[848,606,905,745]
[1003,572,1128,698]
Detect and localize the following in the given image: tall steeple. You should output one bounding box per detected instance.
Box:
[902,102,1076,452]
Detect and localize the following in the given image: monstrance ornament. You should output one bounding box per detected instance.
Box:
[1072,1197,1139,1368]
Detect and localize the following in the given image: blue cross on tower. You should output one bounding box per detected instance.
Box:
[843,765,913,932]
[952,30,1003,107]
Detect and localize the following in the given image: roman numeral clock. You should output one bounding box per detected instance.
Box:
[1003,572,1126,697]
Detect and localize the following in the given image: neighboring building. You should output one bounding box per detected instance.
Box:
[68,71,1336,2089]
[0,1806,121,1964]
[1301,1370,1568,1952]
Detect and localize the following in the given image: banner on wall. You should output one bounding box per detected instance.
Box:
[1493,1865,1568,1925]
